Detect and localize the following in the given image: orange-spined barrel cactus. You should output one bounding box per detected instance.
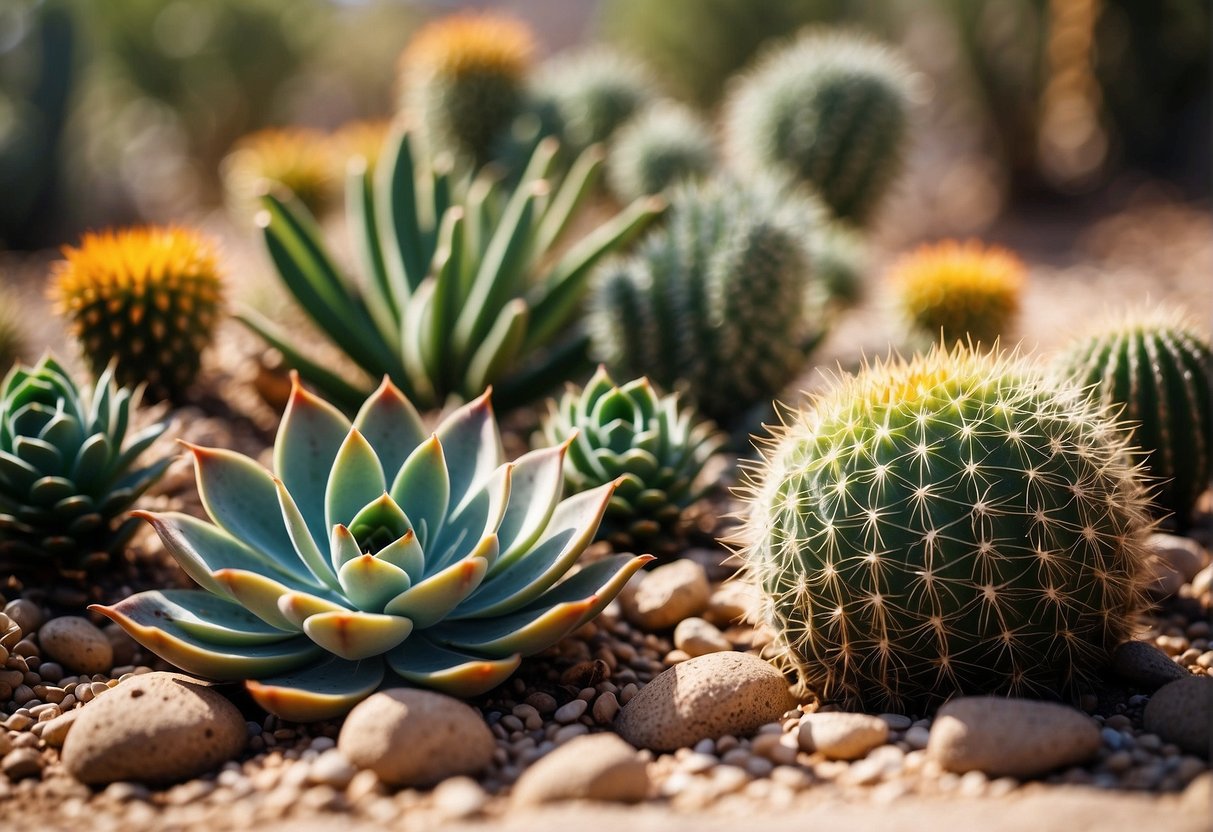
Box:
[738,344,1152,712]
[51,226,224,403]
[890,239,1025,347]
[221,127,337,221]
[1053,307,1212,527]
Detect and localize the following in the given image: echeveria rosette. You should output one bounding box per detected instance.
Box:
[542,367,725,553]
[94,376,651,721]
[0,355,171,578]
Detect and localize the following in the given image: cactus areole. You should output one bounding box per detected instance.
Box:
[739,345,1152,712]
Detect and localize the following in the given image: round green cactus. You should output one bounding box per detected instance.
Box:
[541,366,725,553]
[0,356,172,578]
[738,344,1152,712]
[808,221,868,313]
[531,47,658,159]
[1053,308,1212,526]
[96,376,650,721]
[587,178,818,427]
[606,103,716,202]
[722,31,916,225]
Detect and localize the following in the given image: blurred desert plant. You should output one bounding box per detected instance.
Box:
[0,0,75,248]
[221,127,338,223]
[0,285,31,372]
[605,103,716,202]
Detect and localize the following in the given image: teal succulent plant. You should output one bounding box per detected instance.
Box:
[541,366,725,553]
[95,376,651,721]
[0,356,171,578]
[606,103,716,202]
[238,128,662,414]
[587,178,818,427]
[722,31,916,225]
[1053,307,1213,527]
[738,344,1152,712]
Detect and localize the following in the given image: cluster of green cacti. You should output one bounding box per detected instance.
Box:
[50,227,225,403]
[96,376,650,720]
[0,356,171,579]
[540,366,725,553]
[738,344,1153,711]
[722,31,915,226]
[587,178,817,428]
[1053,308,1213,527]
[239,127,662,414]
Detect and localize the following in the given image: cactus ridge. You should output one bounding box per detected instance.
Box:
[737,344,1152,712]
[1054,307,1212,525]
[722,30,915,225]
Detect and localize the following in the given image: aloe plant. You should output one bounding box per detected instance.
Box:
[95,376,651,721]
[238,127,663,414]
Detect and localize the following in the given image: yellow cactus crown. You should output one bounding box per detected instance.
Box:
[222,127,336,206]
[401,11,535,81]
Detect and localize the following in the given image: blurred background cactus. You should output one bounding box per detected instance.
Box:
[889,239,1025,348]
[587,179,819,429]
[722,31,916,226]
[605,103,715,202]
[1053,308,1213,528]
[398,11,535,169]
[50,226,225,403]
[221,127,338,223]
[740,344,1152,711]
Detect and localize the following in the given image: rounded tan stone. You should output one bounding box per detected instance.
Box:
[512,733,649,804]
[38,616,113,675]
[1143,677,1212,759]
[621,559,710,631]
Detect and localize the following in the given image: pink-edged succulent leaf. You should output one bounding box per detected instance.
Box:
[383,535,496,627]
[247,656,385,722]
[338,554,412,612]
[91,590,321,680]
[435,390,504,514]
[302,610,414,660]
[494,442,569,564]
[389,434,449,552]
[324,429,385,533]
[353,377,427,480]
[386,636,521,697]
[273,478,342,593]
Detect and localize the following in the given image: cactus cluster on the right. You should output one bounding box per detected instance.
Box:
[738,344,1153,712]
[1053,308,1213,527]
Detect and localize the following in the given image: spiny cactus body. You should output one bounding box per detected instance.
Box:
[739,344,1152,712]
[541,367,725,553]
[588,179,817,427]
[221,127,337,221]
[51,227,224,402]
[890,239,1025,348]
[0,356,171,578]
[723,31,915,225]
[1054,308,1212,526]
[606,103,715,202]
[399,11,535,167]
[809,222,868,313]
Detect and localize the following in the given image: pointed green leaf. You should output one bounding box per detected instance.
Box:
[302,610,413,660]
[464,299,529,396]
[338,554,412,613]
[434,390,503,514]
[383,536,495,627]
[213,568,302,631]
[247,656,386,722]
[386,636,519,697]
[325,429,386,532]
[494,442,567,564]
[273,478,341,592]
[374,530,426,583]
[390,435,449,552]
[353,377,426,478]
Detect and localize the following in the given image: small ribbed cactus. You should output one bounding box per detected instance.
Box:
[587,179,817,427]
[530,48,658,159]
[722,31,915,225]
[50,227,225,403]
[540,366,725,553]
[399,11,535,167]
[606,103,716,202]
[809,222,868,313]
[221,127,337,221]
[1053,308,1213,526]
[738,344,1152,712]
[890,239,1025,347]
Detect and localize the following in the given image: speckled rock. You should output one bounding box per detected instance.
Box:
[38,616,113,675]
[3,599,41,634]
[1143,677,1212,758]
[61,672,247,785]
[673,617,732,657]
[927,697,1101,778]
[703,581,759,628]
[512,733,649,804]
[1111,640,1189,691]
[621,559,710,631]
[616,652,795,752]
[338,689,494,787]
[798,712,889,760]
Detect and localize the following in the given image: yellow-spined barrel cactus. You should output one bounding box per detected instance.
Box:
[221,127,338,221]
[890,239,1025,347]
[606,103,716,202]
[0,356,171,578]
[739,344,1152,712]
[399,11,535,167]
[541,367,724,553]
[1054,308,1213,526]
[96,376,650,721]
[51,227,224,403]
[330,119,394,175]
[723,32,916,226]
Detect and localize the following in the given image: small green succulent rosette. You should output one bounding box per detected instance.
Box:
[542,366,725,552]
[0,355,171,577]
[96,376,650,721]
